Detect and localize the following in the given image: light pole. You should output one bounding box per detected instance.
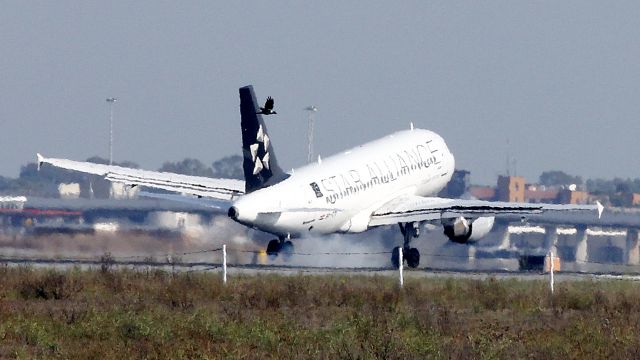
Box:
[305,105,318,163]
[106,97,117,165]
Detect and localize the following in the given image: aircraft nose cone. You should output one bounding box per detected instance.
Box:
[228,206,239,220]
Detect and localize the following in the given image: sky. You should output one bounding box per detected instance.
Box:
[1,1,639,185]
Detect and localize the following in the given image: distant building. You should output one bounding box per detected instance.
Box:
[109,183,139,200]
[58,183,81,199]
[622,193,640,207]
[83,178,138,199]
[468,186,496,200]
[497,176,525,202]
[453,173,610,206]
[556,189,589,205]
[0,196,26,210]
[525,184,559,203]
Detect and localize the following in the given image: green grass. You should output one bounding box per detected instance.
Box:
[1,266,640,359]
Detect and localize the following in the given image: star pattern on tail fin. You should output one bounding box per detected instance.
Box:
[252,157,264,175]
[262,152,270,170]
[251,124,271,175]
[256,124,264,142]
[263,133,270,150]
[250,143,259,162]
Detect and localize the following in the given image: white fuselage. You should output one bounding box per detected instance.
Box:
[231,129,455,236]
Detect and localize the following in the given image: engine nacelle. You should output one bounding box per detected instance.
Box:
[442,216,495,244]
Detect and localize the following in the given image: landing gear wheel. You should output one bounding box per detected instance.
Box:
[391,246,401,268]
[405,248,420,268]
[281,240,294,260]
[266,239,281,257]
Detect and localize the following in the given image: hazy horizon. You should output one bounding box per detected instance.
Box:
[2,2,639,185]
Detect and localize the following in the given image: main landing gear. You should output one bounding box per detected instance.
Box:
[391,222,421,268]
[266,236,294,259]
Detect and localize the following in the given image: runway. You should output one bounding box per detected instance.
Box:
[3,254,640,283]
[2,225,640,281]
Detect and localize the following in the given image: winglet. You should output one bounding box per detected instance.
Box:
[36,153,45,171]
[596,201,604,219]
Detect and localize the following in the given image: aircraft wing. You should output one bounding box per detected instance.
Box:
[37,154,245,201]
[368,195,603,226]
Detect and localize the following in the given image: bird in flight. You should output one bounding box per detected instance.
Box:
[257,97,277,115]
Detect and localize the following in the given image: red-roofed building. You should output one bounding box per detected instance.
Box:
[468,186,496,200]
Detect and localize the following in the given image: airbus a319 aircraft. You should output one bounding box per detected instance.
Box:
[37,86,602,268]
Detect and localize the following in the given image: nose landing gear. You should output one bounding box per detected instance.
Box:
[391,222,421,268]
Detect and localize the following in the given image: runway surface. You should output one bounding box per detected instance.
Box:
[3,254,640,282]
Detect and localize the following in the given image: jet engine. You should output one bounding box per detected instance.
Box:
[442,216,495,244]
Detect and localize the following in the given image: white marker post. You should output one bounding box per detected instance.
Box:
[223,244,227,285]
[398,247,404,288]
[549,249,554,295]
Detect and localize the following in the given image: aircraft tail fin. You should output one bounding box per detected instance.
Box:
[239,85,288,193]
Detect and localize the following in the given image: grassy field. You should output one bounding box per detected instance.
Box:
[1,267,640,359]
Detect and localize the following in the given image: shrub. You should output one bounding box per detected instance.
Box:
[99,252,115,273]
[18,271,82,300]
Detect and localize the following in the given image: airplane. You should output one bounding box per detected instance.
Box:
[37,85,603,268]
